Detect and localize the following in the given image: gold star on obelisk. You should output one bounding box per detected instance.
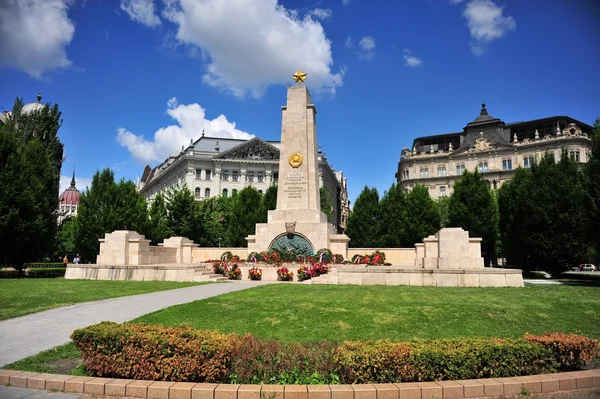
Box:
[293,70,307,86]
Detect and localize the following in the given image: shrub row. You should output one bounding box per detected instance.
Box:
[26,268,66,278]
[71,322,600,384]
[23,262,66,269]
[0,269,19,278]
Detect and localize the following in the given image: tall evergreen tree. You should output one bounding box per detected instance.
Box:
[147,192,171,245]
[0,98,63,269]
[56,217,78,259]
[402,184,441,247]
[587,118,600,262]
[498,152,590,274]
[226,187,262,247]
[76,169,148,262]
[345,186,381,248]
[447,170,498,264]
[378,183,405,247]
[165,185,201,242]
[259,184,278,223]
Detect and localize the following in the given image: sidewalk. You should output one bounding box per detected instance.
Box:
[0,282,269,367]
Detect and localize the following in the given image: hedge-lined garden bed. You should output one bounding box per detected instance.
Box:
[0,268,66,278]
[72,322,599,385]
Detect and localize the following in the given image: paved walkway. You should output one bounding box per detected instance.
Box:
[0,282,269,368]
[0,385,81,399]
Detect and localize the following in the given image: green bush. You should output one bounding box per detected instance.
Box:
[71,322,598,384]
[23,262,66,269]
[0,269,19,278]
[26,268,66,278]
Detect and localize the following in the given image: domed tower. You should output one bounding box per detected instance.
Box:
[21,93,45,115]
[58,171,81,224]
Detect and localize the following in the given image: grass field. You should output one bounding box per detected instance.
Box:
[135,284,600,342]
[0,278,203,320]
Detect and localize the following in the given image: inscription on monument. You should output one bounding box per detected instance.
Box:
[283,171,307,200]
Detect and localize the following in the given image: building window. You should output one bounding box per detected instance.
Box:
[570,151,580,162]
[420,168,430,178]
[248,171,254,182]
[478,162,488,173]
[258,190,263,194]
[222,170,229,181]
[196,169,202,180]
[232,171,239,181]
[437,167,446,177]
[205,170,212,180]
[273,172,279,183]
[493,180,498,190]
[404,170,409,179]
[258,172,264,182]
[222,188,228,197]
[205,188,210,198]
[456,164,465,175]
[502,159,513,170]
[195,187,201,197]
[440,186,446,197]
[524,156,534,168]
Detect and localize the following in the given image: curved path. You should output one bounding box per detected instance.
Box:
[0,282,269,368]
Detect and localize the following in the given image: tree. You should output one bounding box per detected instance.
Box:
[378,183,406,247]
[76,169,148,262]
[56,217,78,258]
[226,187,262,247]
[447,170,498,264]
[259,184,278,223]
[436,196,451,227]
[165,185,201,242]
[345,186,381,248]
[498,152,590,274]
[587,118,600,263]
[402,184,441,247]
[320,186,334,223]
[0,98,63,269]
[147,192,171,245]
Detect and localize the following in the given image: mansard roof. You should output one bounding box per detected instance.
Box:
[213,137,280,160]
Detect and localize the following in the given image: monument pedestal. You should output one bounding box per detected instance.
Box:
[246,81,349,257]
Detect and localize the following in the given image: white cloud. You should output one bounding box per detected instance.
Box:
[120,0,161,27]
[450,0,465,3]
[308,8,332,20]
[117,97,254,164]
[358,36,376,60]
[345,36,354,48]
[459,0,516,55]
[160,0,343,98]
[341,0,350,5]
[0,0,75,78]
[403,49,422,67]
[60,174,93,195]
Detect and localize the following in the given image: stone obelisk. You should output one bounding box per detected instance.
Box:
[247,71,349,256]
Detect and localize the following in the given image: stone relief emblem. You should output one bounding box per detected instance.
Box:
[285,221,297,235]
[288,152,303,168]
[469,136,494,152]
[562,123,582,137]
[214,138,279,160]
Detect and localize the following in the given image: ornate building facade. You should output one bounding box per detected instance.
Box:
[58,172,81,224]
[396,104,593,197]
[138,133,350,232]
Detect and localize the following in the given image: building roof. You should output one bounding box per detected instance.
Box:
[59,172,80,206]
[22,93,45,115]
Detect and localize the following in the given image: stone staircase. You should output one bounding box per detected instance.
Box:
[192,265,229,283]
[304,268,339,284]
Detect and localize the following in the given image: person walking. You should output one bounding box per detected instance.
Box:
[63,255,68,266]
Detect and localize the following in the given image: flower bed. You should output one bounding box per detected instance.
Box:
[248,267,262,280]
[72,322,600,385]
[276,267,293,281]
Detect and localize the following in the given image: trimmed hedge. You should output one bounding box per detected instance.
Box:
[24,262,66,269]
[0,269,19,278]
[71,323,600,384]
[26,268,66,278]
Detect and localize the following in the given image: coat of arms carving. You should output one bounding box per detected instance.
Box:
[285,221,297,235]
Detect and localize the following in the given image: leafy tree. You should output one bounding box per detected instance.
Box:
[76,169,148,262]
[402,184,441,247]
[165,185,201,242]
[56,217,79,259]
[259,184,278,222]
[147,192,171,245]
[498,152,590,274]
[345,186,381,248]
[436,196,451,227]
[447,170,498,264]
[226,187,262,247]
[320,186,334,223]
[587,118,600,262]
[378,183,405,247]
[0,98,63,269]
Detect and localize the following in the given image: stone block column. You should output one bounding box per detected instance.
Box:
[163,237,198,264]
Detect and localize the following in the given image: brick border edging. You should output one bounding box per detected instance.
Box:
[1,368,599,399]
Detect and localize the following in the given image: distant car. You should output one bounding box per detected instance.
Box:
[579,264,597,272]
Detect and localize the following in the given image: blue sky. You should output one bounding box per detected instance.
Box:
[1,0,599,204]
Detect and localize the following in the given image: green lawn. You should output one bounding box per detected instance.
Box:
[0,278,203,320]
[135,284,600,342]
